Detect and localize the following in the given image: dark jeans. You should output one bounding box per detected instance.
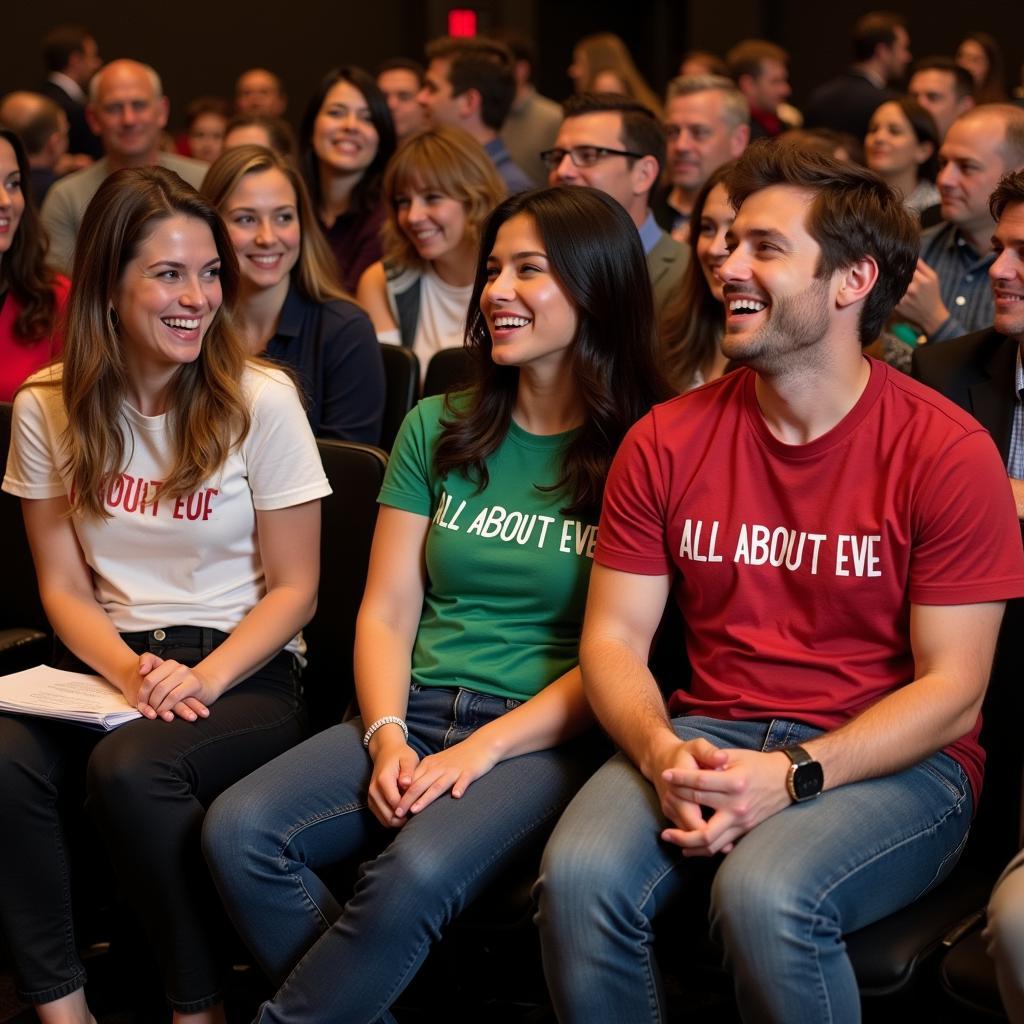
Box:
[0,626,305,1012]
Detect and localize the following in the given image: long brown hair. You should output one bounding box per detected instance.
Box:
[659,162,734,392]
[434,186,669,518]
[61,166,252,518]
[0,129,61,343]
[201,143,350,303]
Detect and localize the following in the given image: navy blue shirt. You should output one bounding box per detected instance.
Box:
[265,285,385,444]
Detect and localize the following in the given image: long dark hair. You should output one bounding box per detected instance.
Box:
[0,129,61,343]
[868,96,939,183]
[434,186,669,518]
[300,66,396,220]
[659,161,735,392]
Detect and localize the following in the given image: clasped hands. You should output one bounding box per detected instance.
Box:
[653,738,792,857]
[367,731,498,829]
[892,259,949,338]
[123,653,217,723]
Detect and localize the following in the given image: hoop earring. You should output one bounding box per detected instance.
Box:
[109,308,119,329]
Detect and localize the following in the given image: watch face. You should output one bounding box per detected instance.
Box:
[792,761,824,800]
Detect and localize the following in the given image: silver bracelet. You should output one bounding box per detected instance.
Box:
[362,715,409,748]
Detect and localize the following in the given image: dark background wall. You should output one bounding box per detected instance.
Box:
[7,1,1022,134]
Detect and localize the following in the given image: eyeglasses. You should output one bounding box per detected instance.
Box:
[540,145,645,171]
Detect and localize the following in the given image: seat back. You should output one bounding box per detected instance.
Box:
[0,402,50,649]
[422,347,474,398]
[379,344,420,452]
[302,439,387,733]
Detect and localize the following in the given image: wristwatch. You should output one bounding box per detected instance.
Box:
[780,745,824,803]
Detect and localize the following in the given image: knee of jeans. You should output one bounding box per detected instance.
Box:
[710,846,823,948]
[536,825,628,931]
[202,781,271,874]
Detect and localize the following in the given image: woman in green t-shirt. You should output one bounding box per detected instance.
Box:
[204,186,669,1021]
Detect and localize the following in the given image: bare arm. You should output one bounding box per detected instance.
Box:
[577,564,723,834]
[666,601,1005,856]
[1011,478,1024,520]
[22,495,159,703]
[137,500,322,716]
[355,261,399,335]
[804,601,1002,786]
[353,505,431,825]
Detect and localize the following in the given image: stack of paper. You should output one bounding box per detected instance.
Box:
[0,665,141,730]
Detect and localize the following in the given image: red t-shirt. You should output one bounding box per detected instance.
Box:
[0,274,69,402]
[596,359,1024,804]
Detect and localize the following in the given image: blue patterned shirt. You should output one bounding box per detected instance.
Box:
[1009,346,1024,479]
[919,221,995,343]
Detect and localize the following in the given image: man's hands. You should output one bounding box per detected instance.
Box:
[366,729,500,828]
[650,738,792,857]
[893,259,950,337]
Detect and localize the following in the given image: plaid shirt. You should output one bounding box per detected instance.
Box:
[1009,347,1024,479]
[920,221,995,343]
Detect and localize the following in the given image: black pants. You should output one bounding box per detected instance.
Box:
[0,626,305,1012]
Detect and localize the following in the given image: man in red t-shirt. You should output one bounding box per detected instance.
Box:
[536,141,1024,1023]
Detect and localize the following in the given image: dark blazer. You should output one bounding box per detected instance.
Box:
[911,328,1018,463]
[40,79,101,159]
[913,328,1023,798]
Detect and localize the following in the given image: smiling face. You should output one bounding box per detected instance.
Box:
[990,202,1024,341]
[223,167,300,293]
[718,185,835,370]
[0,138,25,264]
[865,101,931,179]
[482,213,578,373]
[548,112,648,221]
[88,62,168,163]
[112,214,222,380]
[695,182,733,303]
[665,90,746,197]
[312,79,379,176]
[395,180,468,263]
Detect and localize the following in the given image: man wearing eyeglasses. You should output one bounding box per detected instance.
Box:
[546,92,689,319]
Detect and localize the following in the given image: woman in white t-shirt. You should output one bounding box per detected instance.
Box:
[356,125,506,381]
[0,167,330,1024]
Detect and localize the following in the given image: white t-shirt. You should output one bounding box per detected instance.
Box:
[379,266,472,382]
[3,364,331,653]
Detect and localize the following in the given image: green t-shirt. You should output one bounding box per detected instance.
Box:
[378,394,598,701]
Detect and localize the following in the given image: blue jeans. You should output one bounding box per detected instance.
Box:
[202,684,602,1024]
[536,716,972,1024]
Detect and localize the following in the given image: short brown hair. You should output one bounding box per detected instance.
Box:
[990,170,1024,222]
[726,40,789,82]
[381,125,505,271]
[424,37,516,131]
[726,139,918,345]
[853,11,907,62]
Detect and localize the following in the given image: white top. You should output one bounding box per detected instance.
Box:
[3,365,331,653]
[380,266,473,382]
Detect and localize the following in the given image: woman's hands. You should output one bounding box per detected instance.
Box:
[366,729,500,827]
[122,653,215,723]
[368,731,421,827]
